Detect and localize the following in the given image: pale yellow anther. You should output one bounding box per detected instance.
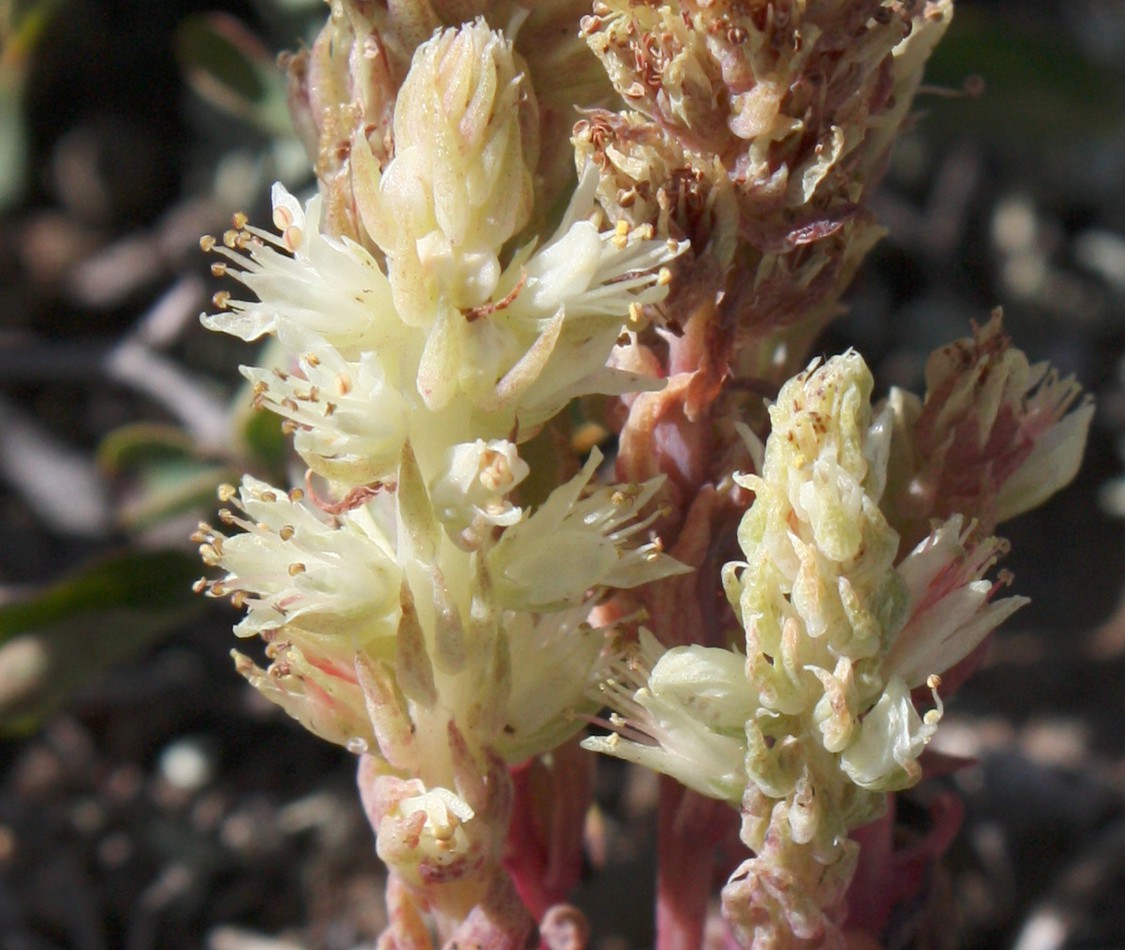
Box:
[283,226,303,253]
[272,206,293,231]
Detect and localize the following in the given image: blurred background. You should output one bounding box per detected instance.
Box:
[0,1,1123,947]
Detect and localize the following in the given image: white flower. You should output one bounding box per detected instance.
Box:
[840,675,943,791]
[201,184,403,358]
[887,515,1027,688]
[375,779,479,883]
[581,630,755,803]
[497,606,609,763]
[422,164,687,426]
[486,448,689,611]
[230,643,373,751]
[429,439,530,549]
[194,475,401,646]
[241,326,408,488]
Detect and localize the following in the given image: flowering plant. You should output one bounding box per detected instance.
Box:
[197,2,1092,947]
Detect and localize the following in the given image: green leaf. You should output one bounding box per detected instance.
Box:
[239,404,289,478]
[0,550,206,734]
[98,422,199,474]
[175,13,293,136]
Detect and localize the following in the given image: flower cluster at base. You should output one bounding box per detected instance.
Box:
[584,350,1046,948]
[196,19,689,949]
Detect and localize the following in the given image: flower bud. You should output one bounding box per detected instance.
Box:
[883,311,1094,551]
[357,20,538,319]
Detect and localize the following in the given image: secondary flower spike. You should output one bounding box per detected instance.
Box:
[586,351,1029,948]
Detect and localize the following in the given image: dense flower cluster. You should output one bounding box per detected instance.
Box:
[197,4,1093,948]
[199,19,687,948]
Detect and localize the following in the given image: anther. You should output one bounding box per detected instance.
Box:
[283,226,303,252]
[232,211,249,230]
[279,525,295,541]
[199,235,216,252]
[288,563,307,576]
[212,291,231,309]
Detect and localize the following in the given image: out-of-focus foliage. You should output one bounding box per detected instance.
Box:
[0,0,62,209]
[0,550,205,734]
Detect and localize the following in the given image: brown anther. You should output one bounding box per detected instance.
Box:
[281,420,298,435]
[192,578,208,593]
[335,374,353,395]
[324,402,337,416]
[218,509,236,525]
[232,211,249,230]
[212,291,231,309]
[199,235,216,252]
[231,590,248,609]
[273,368,289,381]
[279,525,295,541]
[462,268,528,322]
[304,352,320,367]
[210,262,228,277]
[288,563,307,576]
